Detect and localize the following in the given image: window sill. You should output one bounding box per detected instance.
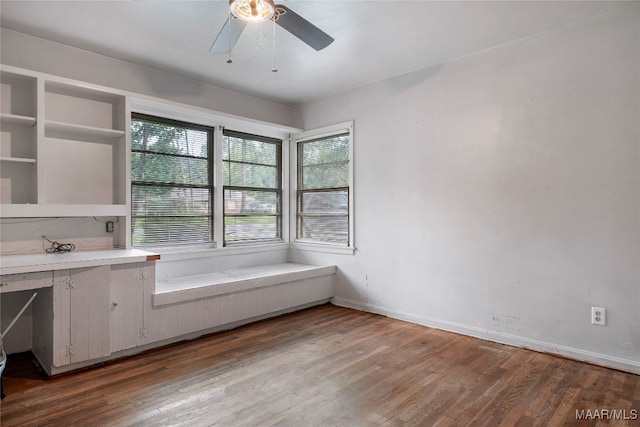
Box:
[148,242,289,262]
[138,241,353,263]
[290,241,355,255]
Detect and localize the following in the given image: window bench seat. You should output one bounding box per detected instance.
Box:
[153,263,336,307]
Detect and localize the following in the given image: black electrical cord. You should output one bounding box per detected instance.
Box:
[42,236,76,253]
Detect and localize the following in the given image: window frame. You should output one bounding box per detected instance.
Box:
[291,121,354,251]
[130,97,294,253]
[221,128,284,247]
[130,113,215,248]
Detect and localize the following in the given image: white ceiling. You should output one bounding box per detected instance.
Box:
[0,1,633,105]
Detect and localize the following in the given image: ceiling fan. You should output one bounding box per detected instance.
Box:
[210,0,334,54]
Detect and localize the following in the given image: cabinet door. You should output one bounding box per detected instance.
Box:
[52,266,110,367]
[110,263,145,352]
[70,266,110,363]
[52,270,72,367]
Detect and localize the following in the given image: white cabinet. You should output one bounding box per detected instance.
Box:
[110,262,155,352]
[52,266,111,367]
[16,251,159,376]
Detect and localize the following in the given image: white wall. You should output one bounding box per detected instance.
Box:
[0,28,292,126]
[1,217,124,255]
[291,6,640,372]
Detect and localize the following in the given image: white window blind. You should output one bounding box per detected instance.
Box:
[222,129,282,246]
[297,132,350,244]
[131,114,213,247]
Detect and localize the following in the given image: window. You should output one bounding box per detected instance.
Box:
[296,129,351,245]
[222,129,282,246]
[131,114,213,247]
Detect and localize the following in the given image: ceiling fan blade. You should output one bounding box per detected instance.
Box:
[274,5,334,51]
[210,17,248,54]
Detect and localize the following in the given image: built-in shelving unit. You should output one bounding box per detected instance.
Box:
[0,70,38,205]
[1,65,131,247]
[0,66,129,212]
[42,80,127,207]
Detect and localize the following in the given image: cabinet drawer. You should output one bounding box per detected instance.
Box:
[0,271,53,293]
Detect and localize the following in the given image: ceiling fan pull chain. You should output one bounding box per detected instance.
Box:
[272,18,278,72]
[227,9,234,64]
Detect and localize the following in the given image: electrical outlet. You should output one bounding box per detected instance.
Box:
[591,307,606,326]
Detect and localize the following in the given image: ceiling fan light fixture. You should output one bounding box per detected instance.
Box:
[229,0,275,22]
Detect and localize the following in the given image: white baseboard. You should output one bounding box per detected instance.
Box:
[332,297,640,376]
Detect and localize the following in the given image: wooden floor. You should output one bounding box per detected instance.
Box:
[0,304,638,427]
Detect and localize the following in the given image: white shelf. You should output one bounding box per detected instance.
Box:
[45,120,125,140]
[45,80,124,103]
[0,112,36,126]
[0,204,128,218]
[0,156,36,164]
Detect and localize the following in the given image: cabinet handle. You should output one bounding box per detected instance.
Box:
[112,301,118,307]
